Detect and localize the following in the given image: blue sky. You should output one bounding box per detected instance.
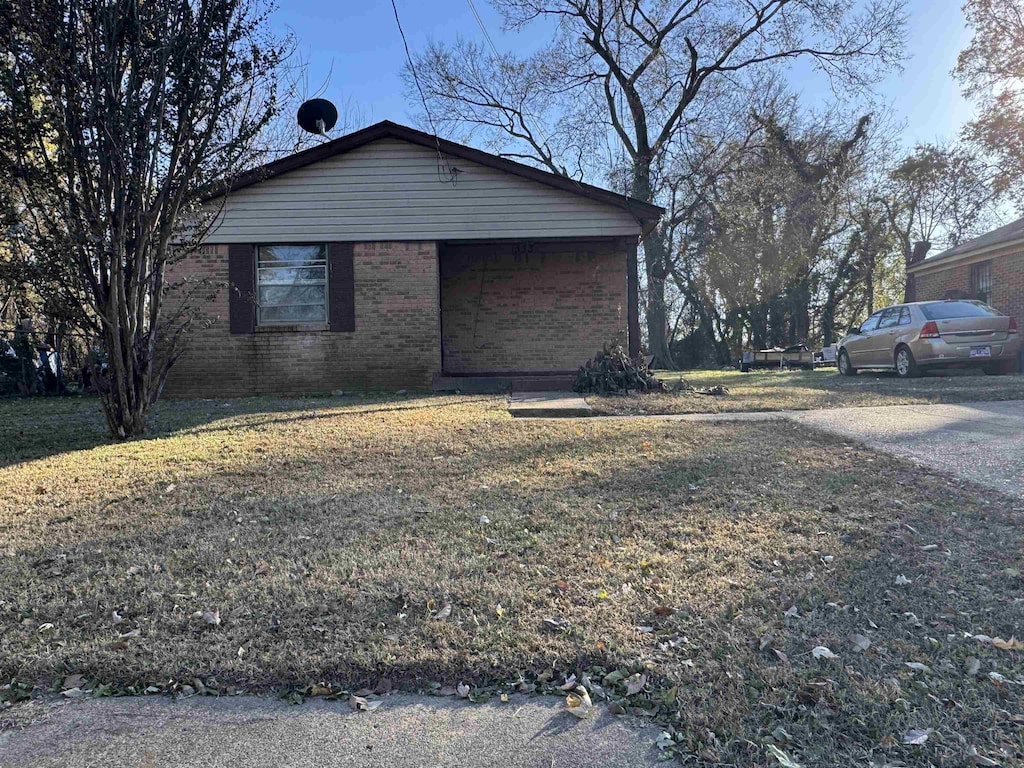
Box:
[274,0,974,150]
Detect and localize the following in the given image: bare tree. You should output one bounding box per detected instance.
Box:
[413,0,906,367]
[882,143,1002,301]
[0,0,290,437]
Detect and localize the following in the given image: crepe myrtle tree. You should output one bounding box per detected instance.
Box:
[0,0,289,437]
[412,0,907,368]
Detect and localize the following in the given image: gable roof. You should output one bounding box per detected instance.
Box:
[205,120,664,221]
[910,215,1024,272]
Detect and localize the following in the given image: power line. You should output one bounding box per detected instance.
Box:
[467,0,500,59]
[390,0,456,184]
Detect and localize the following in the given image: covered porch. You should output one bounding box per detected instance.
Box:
[432,237,640,392]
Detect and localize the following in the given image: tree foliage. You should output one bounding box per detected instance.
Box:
[413,0,907,367]
[0,0,289,436]
[955,0,1024,202]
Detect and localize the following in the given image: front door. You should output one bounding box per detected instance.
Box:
[846,310,884,366]
[867,306,903,366]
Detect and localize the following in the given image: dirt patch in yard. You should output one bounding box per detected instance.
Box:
[588,368,1024,415]
[1,395,1022,765]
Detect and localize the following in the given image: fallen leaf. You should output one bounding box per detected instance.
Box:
[625,673,647,695]
[812,646,838,660]
[479,515,490,525]
[965,657,981,676]
[118,628,140,639]
[62,674,85,691]
[849,634,872,652]
[766,744,802,768]
[607,701,626,715]
[905,662,932,673]
[494,603,506,618]
[784,605,799,618]
[456,682,471,699]
[558,675,579,691]
[61,687,86,699]
[348,695,382,712]
[433,603,451,621]
[565,686,594,719]
[902,728,932,745]
[895,574,912,586]
[202,610,221,626]
[653,606,674,618]
[992,636,1024,651]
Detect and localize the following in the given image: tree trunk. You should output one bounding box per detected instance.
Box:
[631,155,674,369]
[643,236,674,369]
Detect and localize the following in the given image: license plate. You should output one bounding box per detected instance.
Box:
[970,346,991,358]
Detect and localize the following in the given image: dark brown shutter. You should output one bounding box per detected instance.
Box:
[328,242,355,332]
[227,244,256,334]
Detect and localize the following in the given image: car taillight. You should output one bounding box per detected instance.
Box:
[919,321,940,339]
[1010,317,1018,334]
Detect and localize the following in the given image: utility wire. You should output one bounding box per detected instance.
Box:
[467,0,500,58]
[390,0,456,184]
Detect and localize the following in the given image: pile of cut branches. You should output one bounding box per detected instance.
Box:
[573,343,668,395]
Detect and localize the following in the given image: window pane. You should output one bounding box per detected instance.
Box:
[258,266,327,284]
[259,303,327,324]
[258,244,326,267]
[259,284,326,307]
[921,301,999,320]
[877,307,901,328]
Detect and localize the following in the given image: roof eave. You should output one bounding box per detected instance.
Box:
[909,234,1024,273]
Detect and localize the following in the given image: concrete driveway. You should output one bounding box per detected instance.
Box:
[789,399,1024,497]
[0,693,662,768]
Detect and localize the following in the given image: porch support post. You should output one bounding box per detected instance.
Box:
[626,238,641,358]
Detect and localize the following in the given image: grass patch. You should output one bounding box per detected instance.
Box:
[1,395,1023,765]
[588,368,1024,415]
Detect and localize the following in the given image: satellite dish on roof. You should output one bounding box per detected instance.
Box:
[297,98,338,135]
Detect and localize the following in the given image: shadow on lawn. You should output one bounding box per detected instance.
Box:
[2,414,1021,765]
[0,394,493,470]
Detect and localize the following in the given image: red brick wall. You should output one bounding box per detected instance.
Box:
[440,240,627,373]
[163,241,441,397]
[913,250,1024,324]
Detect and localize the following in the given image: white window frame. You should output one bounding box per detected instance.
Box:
[256,244,329,327]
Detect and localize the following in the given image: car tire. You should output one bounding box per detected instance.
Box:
[894,345,921,379]
[983,360,1015,376]
[838,349,856,377]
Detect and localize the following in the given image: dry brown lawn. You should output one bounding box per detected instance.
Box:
[2,394,1023,766]
[588,368,1024,415]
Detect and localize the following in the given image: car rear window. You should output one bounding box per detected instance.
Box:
[920,301,1000,320]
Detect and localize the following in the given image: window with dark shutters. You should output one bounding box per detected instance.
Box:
[328,242,355,332]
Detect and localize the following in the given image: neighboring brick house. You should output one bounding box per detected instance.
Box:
[907,217,1024,372]
[165,121,662,397]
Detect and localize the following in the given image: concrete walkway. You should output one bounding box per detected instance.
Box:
[0,693,662,768]
[788,399,1024,498]
[508,391,593,418]
[590,399,1024,498]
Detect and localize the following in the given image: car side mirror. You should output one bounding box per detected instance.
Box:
[848,325,862,335]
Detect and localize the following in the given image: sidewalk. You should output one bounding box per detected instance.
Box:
[0,693,662,768]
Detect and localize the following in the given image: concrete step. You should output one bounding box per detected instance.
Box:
[508,391,593,418]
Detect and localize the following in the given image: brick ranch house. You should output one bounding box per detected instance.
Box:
[907,216,1024,372]
[165,121,663,397]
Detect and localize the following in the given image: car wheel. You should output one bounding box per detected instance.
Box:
[838,349,856,377]
[894,345,920,378]
[983,360,1014,376]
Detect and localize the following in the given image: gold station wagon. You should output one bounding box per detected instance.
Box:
[837,300,1020,378]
